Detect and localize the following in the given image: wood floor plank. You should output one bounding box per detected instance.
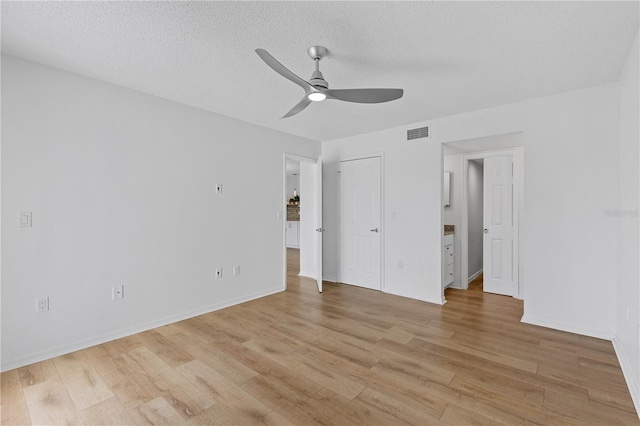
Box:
[440,403,507,426]
[128,395,187,425]
[21,378,83,425]
[166,332,260,385]
[60,365,115,410]
[134,329,196,368]
[2,410,32,426]
[78,396,135,425]
[163,382,216,420]
[93,364,149,411]
[1,251,638,425]
[17,360,59,389]
[359,379,449,420]
[281,349,367,400]
[1,369,30,423]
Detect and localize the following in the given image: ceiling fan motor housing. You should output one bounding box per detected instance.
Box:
[309,70,328,89]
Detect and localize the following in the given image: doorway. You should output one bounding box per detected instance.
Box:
[467,158,484,289]
[462,148,523,298]
[283,154,323,293]
[442,133,524,301]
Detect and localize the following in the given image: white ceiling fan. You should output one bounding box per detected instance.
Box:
[256,46,404,118]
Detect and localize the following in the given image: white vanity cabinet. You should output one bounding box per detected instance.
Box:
[286,221,300,248]
[443,234,454,288]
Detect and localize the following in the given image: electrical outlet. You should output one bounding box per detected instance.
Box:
[36,297,49,313]
[215,184,222,194]
[233,265,240,276]
[19,212,32,228]
[112,285,124,300]
[216,268,222,279]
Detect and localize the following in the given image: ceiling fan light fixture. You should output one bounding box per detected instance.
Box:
[255,46,403,117]
[308,92,326,102]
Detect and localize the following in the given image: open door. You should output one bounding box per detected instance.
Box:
[314,156,323,293]
[483,155,514,296]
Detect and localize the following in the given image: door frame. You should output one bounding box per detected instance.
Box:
[460,147,524,299]
[336,152,385,291]
[282,153,321,290]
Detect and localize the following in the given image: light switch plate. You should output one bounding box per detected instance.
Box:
[112,285,124,300]
[19,212,32,228]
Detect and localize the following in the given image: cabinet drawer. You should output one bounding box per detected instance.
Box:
[445,263,454,284]
[444,244,454,265]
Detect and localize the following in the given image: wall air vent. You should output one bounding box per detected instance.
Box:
[407,126,430,141]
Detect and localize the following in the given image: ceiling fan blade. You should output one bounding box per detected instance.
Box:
[255,48,311,92]
[282,96,312,119]
[325,88,403,104]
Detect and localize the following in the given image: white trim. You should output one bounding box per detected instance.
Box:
[521,315,615,341]
[457,146,524,301]
[337,152,385,291]
[468,268,483,283]
[0,286,284,372]
[612,334,640,418]
[383,288,446,306]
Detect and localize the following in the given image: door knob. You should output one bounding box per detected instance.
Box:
[370,228,379,232]
[315,228,324,232]
[484,228,488,233]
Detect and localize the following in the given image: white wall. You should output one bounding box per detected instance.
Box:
[323,81,620,336]
[298,161,316,279]
[614,29,640,413]
[1,55,320,371]
[467,159,484,279]
[443,154,463,288]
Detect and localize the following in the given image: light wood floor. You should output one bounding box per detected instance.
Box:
[2,248,638,425]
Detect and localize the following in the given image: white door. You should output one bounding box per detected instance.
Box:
[339,157,381,290]
[314,157,323,293]
[483,155,514,296]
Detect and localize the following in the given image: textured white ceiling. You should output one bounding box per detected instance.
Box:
[2,1,638,142]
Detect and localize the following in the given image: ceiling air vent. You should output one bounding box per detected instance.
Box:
[407,126,430,141]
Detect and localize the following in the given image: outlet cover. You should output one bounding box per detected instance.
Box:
[19,212,32,228]
[112,285,124,300]
[216,268,222,279]
[36,297,49,313]
[233,265,240,276]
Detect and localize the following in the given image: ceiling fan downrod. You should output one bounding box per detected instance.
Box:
[308,46,328,89]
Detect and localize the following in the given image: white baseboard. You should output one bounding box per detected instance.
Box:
[468,268,483,283]
[1,286,285,372]
[322,275,337,283]
[520,315,615,340]
[612,334,640,419]
[383,288,446,305]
